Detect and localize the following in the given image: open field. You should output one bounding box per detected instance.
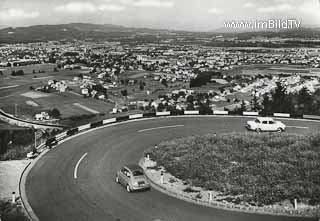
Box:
[0,64,114,120]
[0,91,114,119]
[0,64,78,89]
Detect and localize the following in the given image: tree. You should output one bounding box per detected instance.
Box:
[271,82,287,112]
[252,90,260,111]
[0,130,10,154]
[161,79,168,87]
[262,94,272,113]
[11,70,24,76]
[157,103,165,112]
[296,87,313,114]
[121,89,128,97]
[186,95,194,104]
[262,82,293,113]
[139,81,145,91]
[240,100,247,112]
[49,108,61,118]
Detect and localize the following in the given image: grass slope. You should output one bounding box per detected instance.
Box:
[147,133,320,206]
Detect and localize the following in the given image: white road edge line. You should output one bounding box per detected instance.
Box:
[74,153,88,179]
[286,126,309,129]
[138,124,184,133]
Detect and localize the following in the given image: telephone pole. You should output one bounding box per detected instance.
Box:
[14,103,17,116]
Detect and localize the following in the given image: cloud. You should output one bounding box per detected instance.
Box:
[54,1,125,13]
[55,2,96,13]
[132,0,174,8]
[0,9,39,20]
[98,4,126,11]
[243,2,255,8]
[208,7,223,15]
[299,0,320,24]
[257,3,295,13]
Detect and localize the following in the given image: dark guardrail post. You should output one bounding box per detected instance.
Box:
[90,121,103,128]
[116,116,130,122]
[66,128,79,136]
[143,112,156,118]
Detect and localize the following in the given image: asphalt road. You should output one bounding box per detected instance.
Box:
[26,116,320,221]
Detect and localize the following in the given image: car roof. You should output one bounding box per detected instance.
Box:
[257,117,274,121]
[125,164,143,171]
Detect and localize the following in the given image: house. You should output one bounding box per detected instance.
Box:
[35,112,50,121]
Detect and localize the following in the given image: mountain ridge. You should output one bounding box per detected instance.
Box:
[1,23,320,44]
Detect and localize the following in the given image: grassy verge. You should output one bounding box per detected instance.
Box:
[0,200,29,221]
[146,133,320,207]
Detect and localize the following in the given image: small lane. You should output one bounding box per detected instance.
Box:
[26,117,320,221]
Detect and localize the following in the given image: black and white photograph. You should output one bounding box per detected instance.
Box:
[0,0,320,220]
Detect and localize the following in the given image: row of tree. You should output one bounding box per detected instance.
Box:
[261,82,320,115]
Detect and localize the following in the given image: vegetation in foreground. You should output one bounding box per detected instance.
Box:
[0,200,28,221]
[0,129,34,161]
[146,133,320,206]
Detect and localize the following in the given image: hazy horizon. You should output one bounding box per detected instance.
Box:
[0,0,320,31]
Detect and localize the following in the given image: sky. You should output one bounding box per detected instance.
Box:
[0,0,320,31]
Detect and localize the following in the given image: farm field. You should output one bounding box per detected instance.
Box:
[0,64,114,120]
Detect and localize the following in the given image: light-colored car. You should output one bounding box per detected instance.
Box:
[246,117,286,132]
[115,164,151,192]
[27,151,39,159]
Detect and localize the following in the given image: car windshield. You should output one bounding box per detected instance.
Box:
[132,170,144,176]
[254,119,260,123]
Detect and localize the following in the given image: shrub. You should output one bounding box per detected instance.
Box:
[11,70,24,76]
[0,200,28,221]
[183,187,200,193]
[49,108,61,118]
[0,129,33,160]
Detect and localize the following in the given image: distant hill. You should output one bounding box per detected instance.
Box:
[1,23,320,44]
[0,23,173,43]
[210,27,320,39]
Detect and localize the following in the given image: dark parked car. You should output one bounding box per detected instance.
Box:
[45,137,58,148]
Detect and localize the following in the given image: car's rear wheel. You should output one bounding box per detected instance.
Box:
[256,128,262,133]
[277,128,283,133]
[126,184,131,192]
[115,176,119,183]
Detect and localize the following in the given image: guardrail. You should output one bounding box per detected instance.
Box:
[50,110,310,146]
[21,110,320,220]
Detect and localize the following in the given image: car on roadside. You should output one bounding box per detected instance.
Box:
[27,150,39,159]
[115,164,151,192]
[246,117,286,133]
[45,137,58,149]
